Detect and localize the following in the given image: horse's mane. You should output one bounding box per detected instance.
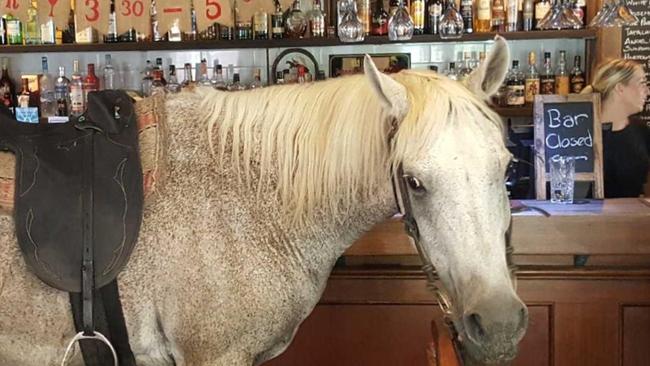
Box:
[199,71,503,223]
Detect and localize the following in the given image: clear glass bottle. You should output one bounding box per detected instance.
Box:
[524,51,540,103]
[141,60,154,96]
[55,66,70,117]
[106,0,118,43]
[372,0,390,35]
[181,63,194,89]
[70,60,85,117]
[151,69,166,96]
[168,19,182,42]
[474,0,492,32]
[254,9,269,39]
[309,0,326,37]
[458,51,473,81]
[276,71,285,85]
[165,65,182,93]
[540,52,555,95]
[211,63,227,90]
[460,0,473,33]
[198,59,212,86]
[570,55,585,94]
[271,0,284,39]
[446,61,458,80]
[250,69,263,89]
[411,0,425,34]
[426,0,442,34]
[39,57,56,118]
[151,0,162,41]
[103,54,116,90]
[286,0,308,38]
[554,50,569,96]
[0,17,7,45]
[24,0,39,44]
[338,0,364,42]
[227,73,245,91]
[522,0,534,30]
[506,60,525,106]
[439,0,464,39]
[388,0,414,41]
[40,16,56,44]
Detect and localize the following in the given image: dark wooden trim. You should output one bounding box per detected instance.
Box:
[0,29,598,53]
[493,105,534,117]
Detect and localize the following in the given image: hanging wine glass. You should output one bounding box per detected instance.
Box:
[616,0,639,25]
[538,0,580,30]
[388,0,414,41]
[588,0,613,28]
[338,5,365,42]
[438,0,464,39]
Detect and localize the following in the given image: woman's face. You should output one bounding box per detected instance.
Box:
[620,67,649,115]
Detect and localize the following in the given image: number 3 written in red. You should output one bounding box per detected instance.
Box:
[206,0,221,20]
[84,0,99,22]
[4,0,18,10]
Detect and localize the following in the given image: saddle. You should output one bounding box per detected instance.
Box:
[0,90,143,293]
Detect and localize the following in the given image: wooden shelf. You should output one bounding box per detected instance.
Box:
[0,29,597,53]
[494,105,534,118]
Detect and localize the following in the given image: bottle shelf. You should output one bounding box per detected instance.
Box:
[0,29,597,53]
[493,105,534,117]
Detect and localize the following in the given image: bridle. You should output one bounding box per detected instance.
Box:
[387,118,519,365]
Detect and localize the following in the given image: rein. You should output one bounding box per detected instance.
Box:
[387,119,519,366]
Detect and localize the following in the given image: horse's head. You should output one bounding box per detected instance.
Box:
[364,37,527,365]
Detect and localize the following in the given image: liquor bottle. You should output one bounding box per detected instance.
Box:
[168,19,182,42]
[62,0,75,43]
[0,17,6,45]
[83,64,99,102]
[411,0,425,35]
[151,69,166,96]
[286,0,307,38]
[271,0,284,39]
[309,0,326,37]
[189,0,198,40]
[198,59,212,87]
[460,0,473,33]
[540,52,555,95]
[570,55,585,94]
[535,0,551,29]
[492,0,506,32]
[254,9,269,39]
[151,0,162,41]
[522,0,534,31]
[446,62,458,80]
[0,58,16,115]
[524,51,540,103]
[227,73,245,91]
[474,0,491,33]
[506,0,518,31]
[372,0,390,35]
[554,50,569,96]
[40,15,56,44]
[106,0,118,43]
[250,69,263,89]
[358,0,371,35]
[70,60,84,116]
[18,78,32,109]
[5,14,23,45]
[181,63,194,88]
[426,0,442,34]
[458,51,473,81]
[54,66,70,116]
[155,58,167,85]
[276,71,285,85]
[103,55,116,90]
[506,60,525,106]
[39,57,56,118]
[165,65,181,93]
[142,60,154,96]
[211,63,227,90]
[24,0,39,44]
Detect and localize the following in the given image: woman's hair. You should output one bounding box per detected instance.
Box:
[581,58,644,101]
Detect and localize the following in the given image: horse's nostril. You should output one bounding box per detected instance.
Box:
[464,313,487,344]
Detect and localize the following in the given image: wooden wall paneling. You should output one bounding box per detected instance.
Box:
[513,305,552,366]
[622,305,650,366]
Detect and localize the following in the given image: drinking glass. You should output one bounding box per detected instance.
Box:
[388,0,414,41]
[537,0,582,30]
[549,155,575,204]
[438,0,464,39]
[338,1,365,42]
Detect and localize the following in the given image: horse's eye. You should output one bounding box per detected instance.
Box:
[404,175,425,192]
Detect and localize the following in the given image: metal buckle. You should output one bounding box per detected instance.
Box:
[60,331,119,366]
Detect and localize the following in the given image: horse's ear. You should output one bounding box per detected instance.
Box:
[363,54,408,119]
[465,35,511,99]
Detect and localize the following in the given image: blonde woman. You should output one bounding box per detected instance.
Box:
[582,59,650,198]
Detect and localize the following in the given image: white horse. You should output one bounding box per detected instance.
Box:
[0,36,526,365]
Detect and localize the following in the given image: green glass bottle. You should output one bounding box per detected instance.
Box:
[4,14,23,45]
[24,0,40,44]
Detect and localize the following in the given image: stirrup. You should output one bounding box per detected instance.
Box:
[60,331,119,366]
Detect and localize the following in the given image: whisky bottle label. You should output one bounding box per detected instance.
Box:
[507,85,525,106]
[555,76,569,95]
[478,0,491,19]
[525,78,540,103]
[540,78,555,94]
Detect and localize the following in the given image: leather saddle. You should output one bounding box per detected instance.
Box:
[0,90,143,293]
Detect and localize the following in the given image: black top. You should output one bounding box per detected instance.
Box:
[602,122,650,198]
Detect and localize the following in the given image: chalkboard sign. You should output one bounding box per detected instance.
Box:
[622,0,650,126]
[534,94,604,200]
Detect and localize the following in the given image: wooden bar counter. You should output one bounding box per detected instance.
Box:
[265,199,650,366]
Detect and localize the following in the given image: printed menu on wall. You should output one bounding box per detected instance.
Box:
[622,0,650,126]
